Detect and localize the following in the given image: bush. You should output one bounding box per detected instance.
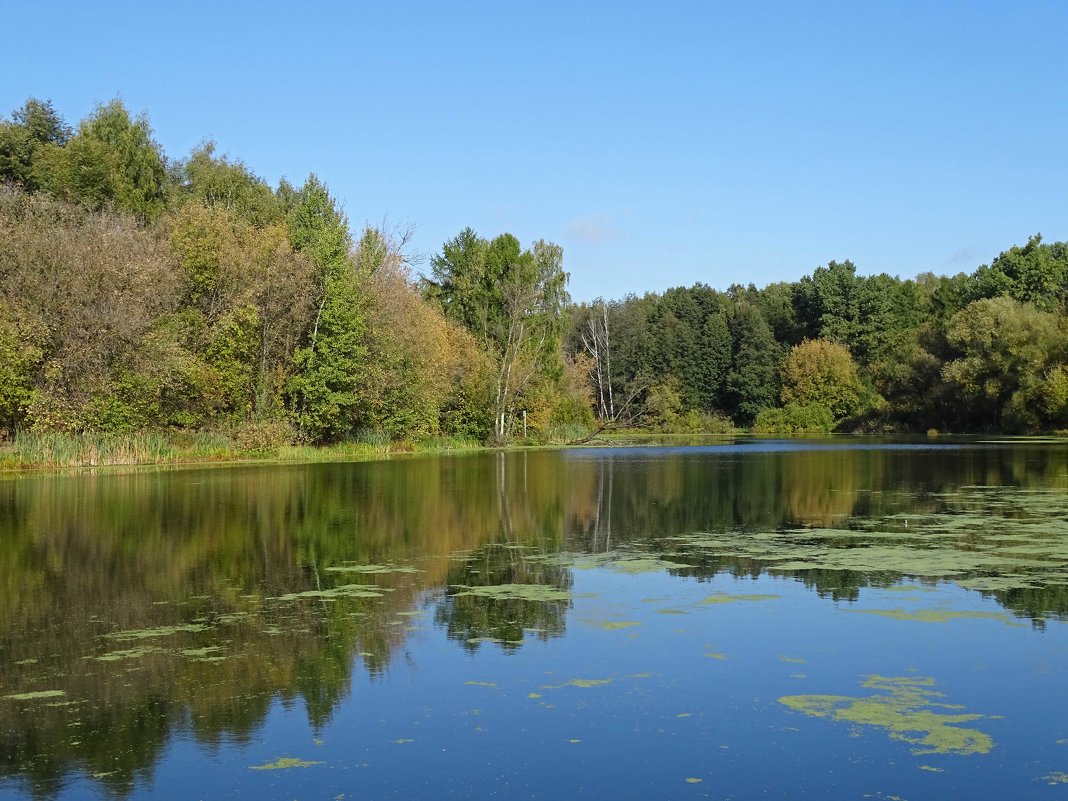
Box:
[752,403,836,434]
[233,419,295,452]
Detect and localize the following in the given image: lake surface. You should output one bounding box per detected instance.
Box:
[2,438,1068,799]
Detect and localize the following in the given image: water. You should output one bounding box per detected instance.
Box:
[1,439,1067,799]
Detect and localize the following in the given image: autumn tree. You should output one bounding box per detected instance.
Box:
[425,230,568,441]
[780,339,867,421]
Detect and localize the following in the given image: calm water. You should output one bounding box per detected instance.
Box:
[2,439,1068,799]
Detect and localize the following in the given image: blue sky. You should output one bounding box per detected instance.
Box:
[3,1,1066,301]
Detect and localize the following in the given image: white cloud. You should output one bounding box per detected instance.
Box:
[561,214,615,245]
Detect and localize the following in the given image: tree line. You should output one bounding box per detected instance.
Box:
[2,96,1066,443]
[570,239,1068,434]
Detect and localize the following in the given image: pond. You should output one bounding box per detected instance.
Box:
[1,438,1067,799]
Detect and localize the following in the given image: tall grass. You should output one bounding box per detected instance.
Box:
[0,430,250,470]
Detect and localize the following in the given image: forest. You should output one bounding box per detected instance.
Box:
[2,96,1067,451]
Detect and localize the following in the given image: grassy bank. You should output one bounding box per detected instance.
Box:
[0,431,487,472]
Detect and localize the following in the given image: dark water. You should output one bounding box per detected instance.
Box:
[2,439,1068,799]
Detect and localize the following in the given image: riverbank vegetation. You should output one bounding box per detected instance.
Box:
[2,96,1067,465]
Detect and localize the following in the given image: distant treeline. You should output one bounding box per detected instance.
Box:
[1,97,1066,442]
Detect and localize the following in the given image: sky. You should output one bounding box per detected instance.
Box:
[3,0,1066,302]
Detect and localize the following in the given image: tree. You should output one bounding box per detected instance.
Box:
[286,176,367,442]
[973,234,1068,311]
[178,142,283,227]
[581,300,616,420]
[942,297,1064,430]
[425,229,568,441]
[41,99,168,222]
[780,339,866,421]
[725,304,781,425]
[0,98,71,190]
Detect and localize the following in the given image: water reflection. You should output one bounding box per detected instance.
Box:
[0,440,1066,796]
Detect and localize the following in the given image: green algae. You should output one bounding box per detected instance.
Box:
[656,608,687,615]
[109,624,209,640]
[248,756,324,770]
[593,620,641,631]
[94,646,162,662]
[325,563,422,574]
[274,584,391,601]
[698,592,781,605]
[881,585,937,593]
[3,690,65,701]
[606,557,691,574]
[565,678,612,688]
[779,675,992,756]
[846,609,1022,626]
[451,583,573,602]
[542,678,613,689]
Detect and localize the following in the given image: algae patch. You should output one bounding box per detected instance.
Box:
[108,624,209,641]
[779,675,992,756]
[3,690,66,701]
[698,592,781,605]
[846,609,1022,626]
[451,583,573,602]
[249,756,324,770]
[274,584,390,601]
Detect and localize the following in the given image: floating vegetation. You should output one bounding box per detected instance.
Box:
[274,584,391,601]
[109,624,209,641]
[846,609,1023,626]
[451,584,574,602]
[779,656,807,664]
[325,563,422,574]
[606,557,691,574]
[779,675,993,756]
[181,646,229,662]
[698,592,781,605]
[3,690,65,701]
[464,681,498,688]
[685,777,703,783]
[93,646,162,662]
[528,692,542,699]
[704,652,728,660]
[541,678,613,690]
[592,620,641,631]
[1044,772,1068,785]
[393,738,414,745]
[882,585,937,594]
[248,757,324,770]
[657,608,687,615]
[919,765,944,772]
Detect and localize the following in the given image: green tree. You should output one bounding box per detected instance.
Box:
[41,99,168,222]
[942,297,1064,430]
[780,339,867,421]
[725,304,781,425]
[973,234,1068,311]
[286,176,367,441]
[179,142,283,227]
[425,229,568,440]
[0,98,71,190]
